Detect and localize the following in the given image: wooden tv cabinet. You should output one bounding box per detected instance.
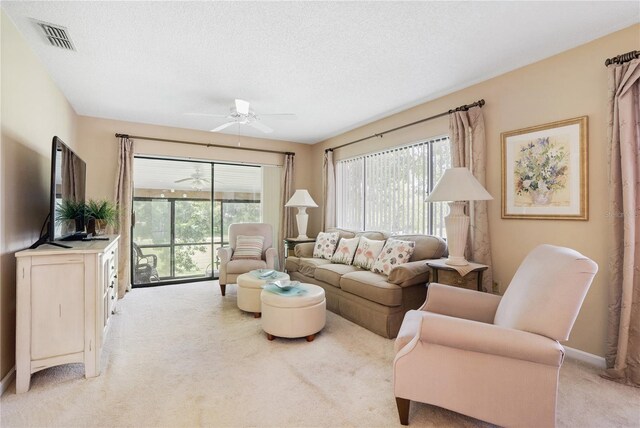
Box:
[14,235,120,393]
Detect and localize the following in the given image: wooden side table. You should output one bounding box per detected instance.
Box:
[427,259,489,292]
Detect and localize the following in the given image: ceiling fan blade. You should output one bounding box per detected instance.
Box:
[258,113,297,120]
[235,99,250,115]
[184,112,229,118]
[174,178,193,183]
[210,121,237,132]
[249,121,273,133]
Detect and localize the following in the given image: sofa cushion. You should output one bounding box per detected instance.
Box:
[284,256,300,273]
[298,257,332,277]
[313,231,340,259]
[327,228,357,240]
[387,260,431,287]
[353,237,386,270]
[340,271,402,307]
[356,231,388,240]
[372,239,415,276]
[391,234,447,261]
[315,263,361,288]
[331,237,360,265]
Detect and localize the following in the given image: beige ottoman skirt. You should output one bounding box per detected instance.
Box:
[260,283,326,342]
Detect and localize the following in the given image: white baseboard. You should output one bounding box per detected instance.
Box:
[0,366,16,396]
[564,346,606,368]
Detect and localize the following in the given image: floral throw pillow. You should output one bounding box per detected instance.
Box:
[372,239,415,276]
[330,237,360,265]
[352,237,386,270]
[313,231,340,260]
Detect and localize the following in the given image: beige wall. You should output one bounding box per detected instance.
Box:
[309,24,640,356]
[76,117,312,202]
[0,11,79,380]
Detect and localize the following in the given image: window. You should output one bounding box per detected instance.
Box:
[132,158,263,286]
[336,136,450,237]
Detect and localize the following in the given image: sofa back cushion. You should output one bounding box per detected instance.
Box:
[392,234,447,261]
[326,228,357,240]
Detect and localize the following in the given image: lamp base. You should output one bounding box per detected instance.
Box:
[295,208,309,240]
[445,256,469,266]
[444,201,470,267]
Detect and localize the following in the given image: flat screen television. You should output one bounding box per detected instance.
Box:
[30,136,87,248]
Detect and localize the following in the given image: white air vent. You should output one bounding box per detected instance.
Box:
[32,19,75,51]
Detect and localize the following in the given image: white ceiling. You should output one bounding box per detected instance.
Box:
[2,1,639,144]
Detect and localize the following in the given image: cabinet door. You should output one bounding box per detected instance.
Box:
[31,262,84,359]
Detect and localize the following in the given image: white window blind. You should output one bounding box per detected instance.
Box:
[336,137,450,237]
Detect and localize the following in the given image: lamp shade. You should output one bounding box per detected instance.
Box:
[285,189,318,207]
[426,167,493,202]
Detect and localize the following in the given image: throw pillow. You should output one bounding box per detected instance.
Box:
[353,237,386,270]
[372,239,416,276]
[330,237,360,265]
[313,231,340,260]
[232,235,264,260]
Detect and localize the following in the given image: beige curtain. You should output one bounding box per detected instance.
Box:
[114,136,134,297]
[278,153,295,269]
[449,106,493,292]
[322,149,336,231]
[604,58,640,387]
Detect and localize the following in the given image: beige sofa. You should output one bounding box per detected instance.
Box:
[284,228,447,338]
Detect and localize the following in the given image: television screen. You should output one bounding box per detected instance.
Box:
[49,136,87,241]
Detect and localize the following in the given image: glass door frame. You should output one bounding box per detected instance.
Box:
[131,156,262,288]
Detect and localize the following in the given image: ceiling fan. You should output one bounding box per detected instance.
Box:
[174,166,210,189]
[187,99,296,134]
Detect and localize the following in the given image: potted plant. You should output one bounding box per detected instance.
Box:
[85,199,119,236]
[55,199,86,234]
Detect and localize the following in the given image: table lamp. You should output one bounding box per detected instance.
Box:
[425,167,493,266]
[285,189,318,239]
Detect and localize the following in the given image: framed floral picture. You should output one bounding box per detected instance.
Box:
[501,116,588,220]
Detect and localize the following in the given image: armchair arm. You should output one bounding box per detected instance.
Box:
[265,247,278,270]
[144,254,157,268]
[388,261,430,287]
[419,312,564,367]
[294,242,315,258]
[217,246,233,264]
[423,283,502,324]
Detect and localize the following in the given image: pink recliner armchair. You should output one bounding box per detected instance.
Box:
[217,223,278,296]
[393,244,598,427]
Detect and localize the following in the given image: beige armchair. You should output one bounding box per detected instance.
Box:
[393,244,598,427]
[217,223,278,296]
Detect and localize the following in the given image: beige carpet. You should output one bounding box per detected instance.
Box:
[1,281,638,428]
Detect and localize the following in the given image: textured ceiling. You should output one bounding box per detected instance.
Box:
[2,1,639,144]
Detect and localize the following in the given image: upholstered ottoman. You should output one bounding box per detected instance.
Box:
[260,283,326,342]
[236,271,290,317]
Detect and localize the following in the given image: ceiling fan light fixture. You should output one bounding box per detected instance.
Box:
[235,99,250,115]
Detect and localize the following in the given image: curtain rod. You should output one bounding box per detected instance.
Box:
[325,99,485,152]
[605,50,640,66]
[114,133,295,156]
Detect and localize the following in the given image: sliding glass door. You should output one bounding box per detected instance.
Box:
[132,157,262,287]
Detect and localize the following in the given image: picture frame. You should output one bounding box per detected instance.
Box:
[501,116,588,220]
